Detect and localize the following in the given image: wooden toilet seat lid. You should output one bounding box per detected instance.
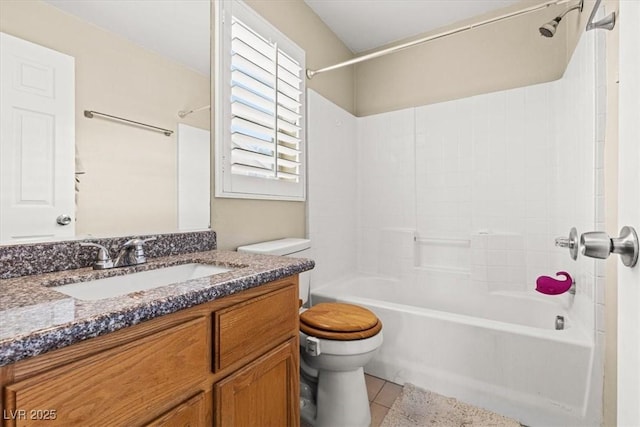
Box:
[300,303,382,340]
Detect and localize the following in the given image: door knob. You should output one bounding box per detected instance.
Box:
[580,226,639,267]
[580,231,611,259]
[56,214,72,226]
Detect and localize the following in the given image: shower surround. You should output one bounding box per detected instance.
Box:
[308,29,605,426]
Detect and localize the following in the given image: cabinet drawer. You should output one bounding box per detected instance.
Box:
[5,317,208,426]
[215,285,298,371]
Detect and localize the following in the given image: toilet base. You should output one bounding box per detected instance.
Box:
[314,367,371,427]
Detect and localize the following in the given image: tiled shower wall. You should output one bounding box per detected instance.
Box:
[308,28,604,425]
[308,31,603,336]
[307,91,358,289]
[356,30,602,334]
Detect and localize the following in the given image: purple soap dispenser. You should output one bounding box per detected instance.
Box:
[535,271,574,295]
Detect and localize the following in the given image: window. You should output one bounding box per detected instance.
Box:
[215,0,306,200]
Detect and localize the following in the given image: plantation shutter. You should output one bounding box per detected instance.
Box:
[216,0,306,200]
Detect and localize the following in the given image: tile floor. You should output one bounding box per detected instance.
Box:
[300,374,402,427]
[365,374,403,427]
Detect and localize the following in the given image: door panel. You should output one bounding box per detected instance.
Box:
[215,339,299,427]
[617,1,640,425]
[0,32,75,243]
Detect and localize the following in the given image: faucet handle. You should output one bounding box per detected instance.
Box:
[79,242,114,270]
[121,237,157,248]
[119,237,156,264]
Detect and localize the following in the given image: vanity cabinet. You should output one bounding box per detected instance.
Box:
[0,277,300,427]
[216,339,298,426]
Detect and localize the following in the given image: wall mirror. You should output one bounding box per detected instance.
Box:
[0,0,211,244]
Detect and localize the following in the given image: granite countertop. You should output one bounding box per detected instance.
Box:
[0,250,314,366]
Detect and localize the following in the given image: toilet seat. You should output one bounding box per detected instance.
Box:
[300,303,382,340]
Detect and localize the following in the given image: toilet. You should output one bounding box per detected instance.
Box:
[237,238,383,427]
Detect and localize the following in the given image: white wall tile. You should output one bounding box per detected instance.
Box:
[310,25,600,360]
[307,90,358,287]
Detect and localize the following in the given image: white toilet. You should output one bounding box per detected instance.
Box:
[237,238,383,427]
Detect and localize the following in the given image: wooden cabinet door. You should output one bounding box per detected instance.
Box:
[215,339,299,427]
[145,392,210,427]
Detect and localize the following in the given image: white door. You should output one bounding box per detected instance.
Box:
[617,1,640,425]
[0,33,75,243]
[177,123,210,230]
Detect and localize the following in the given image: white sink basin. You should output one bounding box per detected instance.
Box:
[53,263,231,301]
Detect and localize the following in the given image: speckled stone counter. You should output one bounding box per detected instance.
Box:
[0,250,314,366]
[0,230,217,279]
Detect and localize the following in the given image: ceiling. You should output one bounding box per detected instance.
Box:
[43,0,527,73]
[44,0,210,76]
[304,0,523,53]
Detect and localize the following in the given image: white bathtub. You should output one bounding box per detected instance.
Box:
[311,272,596,427]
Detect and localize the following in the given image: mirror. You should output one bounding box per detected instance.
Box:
[0,0,211,244]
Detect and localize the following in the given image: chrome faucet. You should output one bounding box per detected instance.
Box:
[79,242,114,270]
[113,237,156,268]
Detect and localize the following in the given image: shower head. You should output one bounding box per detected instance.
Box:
[538,0,583,38]
[539,17,561,37]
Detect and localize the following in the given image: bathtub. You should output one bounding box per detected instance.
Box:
[311,271,596,427]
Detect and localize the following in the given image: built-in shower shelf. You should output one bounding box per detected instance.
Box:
[414,236,471,247]
[414,234,471,273]
[414,265,471,275]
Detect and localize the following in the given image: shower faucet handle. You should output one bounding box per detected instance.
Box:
[555,227,579,260]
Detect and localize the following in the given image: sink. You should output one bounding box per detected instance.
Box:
[53,263,231,301]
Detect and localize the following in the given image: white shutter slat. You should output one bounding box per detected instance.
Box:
[277,144,300,156]
[277,119,300,135]
[277,131,300,146]
[232,132,274,155]
[277,92,299,112]
[277,158,300,168]
[232,116,273,141]
[231,70,274,101]
[232,148,275,169]
[231,39,274,75]
[232,19,272,57]
[231,55,275,88]
[277,79,301,101]
[232,101,274,129]
[277,108,300,124]
[232,85,274,115]
[277,66,301,89]
[231,164,275,179]
[277,51,302,75]
[276,171,299,181]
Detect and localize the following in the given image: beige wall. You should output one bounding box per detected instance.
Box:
[354,0,592,116]
[211,0,355,250]
[1,0,355,249]
[0,1,210,237]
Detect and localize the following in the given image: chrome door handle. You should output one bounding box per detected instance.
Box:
[580,226,639,267]
[56,214,72,226]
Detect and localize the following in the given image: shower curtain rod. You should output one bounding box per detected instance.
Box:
[306,0,572,79]
[178,104,210,118]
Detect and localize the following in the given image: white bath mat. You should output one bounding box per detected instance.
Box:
[380,383,522,427]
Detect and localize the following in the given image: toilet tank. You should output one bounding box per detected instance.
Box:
[237,238,312,305]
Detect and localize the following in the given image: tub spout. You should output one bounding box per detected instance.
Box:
[535,271,574,295]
